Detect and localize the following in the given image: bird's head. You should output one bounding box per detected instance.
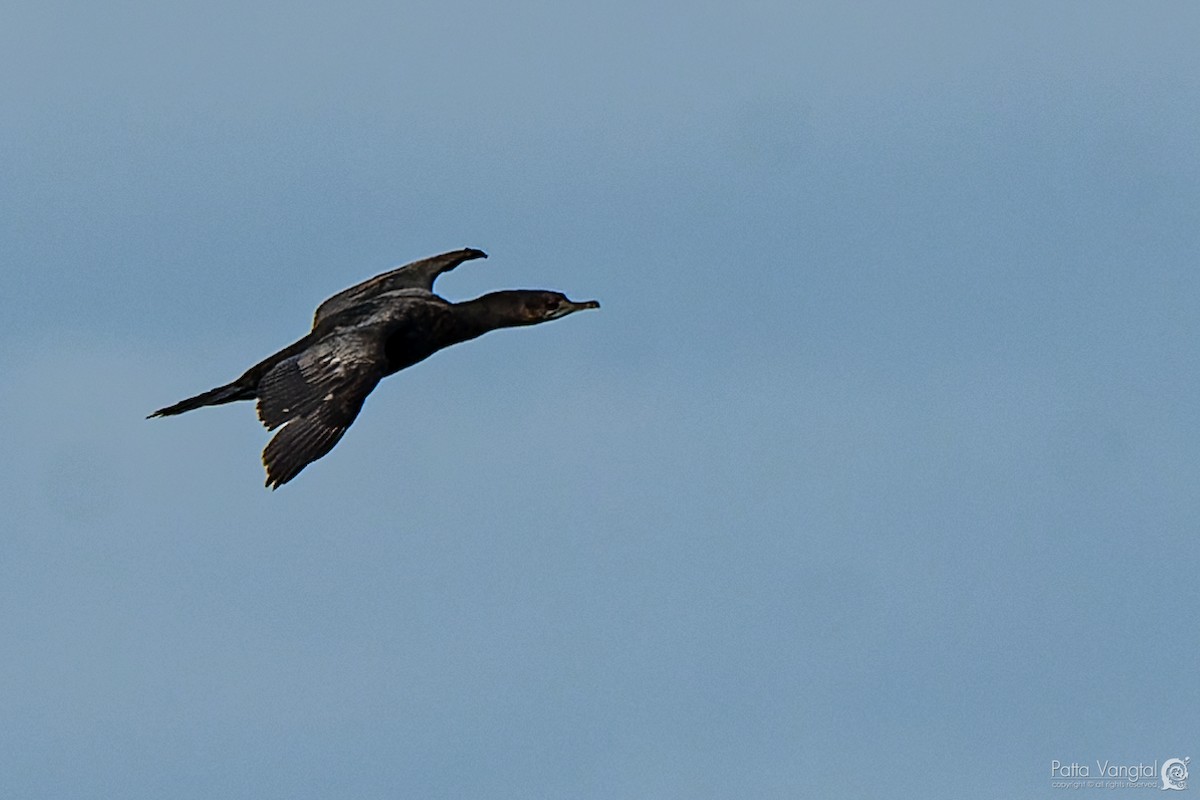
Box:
[485,290,601,325]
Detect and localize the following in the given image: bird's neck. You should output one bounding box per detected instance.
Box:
[449,294,526,343]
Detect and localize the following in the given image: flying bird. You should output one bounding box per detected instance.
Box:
[149,248,599,488]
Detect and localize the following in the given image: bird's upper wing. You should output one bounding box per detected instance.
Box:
[311,248,487,328]
[256,328,387,489]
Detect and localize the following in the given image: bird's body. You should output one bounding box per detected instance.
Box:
[150,249,598,488]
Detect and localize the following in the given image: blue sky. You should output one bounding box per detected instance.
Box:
[2,2,1198,798]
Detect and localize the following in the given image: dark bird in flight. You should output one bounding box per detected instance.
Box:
[149,248,599,488]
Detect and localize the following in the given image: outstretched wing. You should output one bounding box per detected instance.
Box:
[256,330,386,489]
[312,248,487,328]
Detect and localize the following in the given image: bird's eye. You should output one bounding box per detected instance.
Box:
[545,298,560,311]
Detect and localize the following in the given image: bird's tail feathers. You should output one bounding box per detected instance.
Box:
[147,382,254,418]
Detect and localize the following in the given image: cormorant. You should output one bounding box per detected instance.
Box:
[149,248,599,488]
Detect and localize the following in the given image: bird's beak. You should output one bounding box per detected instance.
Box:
[546,297,599,321]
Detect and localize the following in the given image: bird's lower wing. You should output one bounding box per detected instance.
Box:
[256,332,385,489]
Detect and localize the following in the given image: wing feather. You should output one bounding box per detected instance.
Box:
[262,415,352,489]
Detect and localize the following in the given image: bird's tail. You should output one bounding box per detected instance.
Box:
[147,382,255,418]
